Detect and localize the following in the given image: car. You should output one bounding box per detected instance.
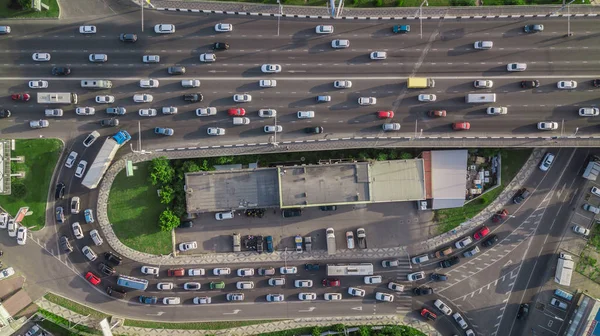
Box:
[298,293,317,301]
[139,109,157,117]
[0,109,11,118]
[474,40,493,49]
[95,95,114,104]
[82,246,97,261]
[261,64,282,73]
[215,23,233,32]
[280,266,297,274]
[487,107,507,115]
[233,94,252,103]
[226,293,244,301]
[375,111,395,120]
[74,160,88,178]
[98,263,115,276]
[521,80,540,88]
[215,211,234,220]
[513,188,531,204]
[474,80,493,88]
[70,196,81,214]
[139,79,159,88]
[154,24,175,34]
[64,151,78,168]
[16,226,27,245]
[141,266,159,275]
[155,127,174,136]
[258,109,277,118]
[407,271,425,281]
[324,293,342,301]
[0,26,10,34]
[75,107,95,116]
[7,220,17,237]
[266,236,274,253]
[557,80,577,89]
[163,297,181,305]
[524,24,544,33]
[453,312,468,329]
[473,226,490,240]
[316,25,334,34]
[32,52,51,62]
[594,79,600,87]
[297,111,315,119]
[411,254,429,264]
[382,260,400,268]
[358,97,377,106]
[319,206,337,211]
[79,25,96,34]
[188,268,205,276]
[413,287,433,295]
[592,186,600,198]
[375,292,394,302]
[507,63,527,72]
[388,282,404,292]
[184,282,201,291]
[418,94,436,102]
[139,296,158,304]
[334,80,352,89]
[228,108,246,116]
[213,42,230,50]
[539,152,555,172]
[331,39,350,48]
[60,236,73,253]
[134,94,154,102]
[322,278,341,287]
[12,93,30,101]
[209,281,225,289]
[573,225,591,236]
[550,298,568,310]
[370,51,387,60]
[104,252,122,265]
[434,299,453,315]
[236,281,254,289]
[55,206,66,224]
[52,67,71,76]
[421,308,437,321]
[492,209,508,223]
[428,110,447,118]
[364,275,382,284]
[258,267,276,276]
[517,303,529,319]
[29,80,48,89]
[196,107,217,116]
[440,256,459,268]
[0,213,6,229]
[119,33,137,42]
[455,236,473,248]
[237,268,254,277]
[167,66,186,75]
[143,55,160,63]
[430,273,448,281]
[463,246,480,257]
[207,127,226,136]
[382,123,401,131]
[452,122,471,131]
[181,79,201,89]
[579,107,600,117]
[481,235,499,247]
[85,272,101,285]
[259,79,277,88]
[100,118,119,127]
[89,53,107,63]
[193,296,212,304]
[178,241,198,252]
[305,126,324,134]
[268,278,286,286]
[264,125,283,133]
[106,107,126,115]
[392,25,410,33]
[295,280,313,288]
[55,182,66,199]
[213,267,231,275]
[537,121,558,130]
[200,53,216,62]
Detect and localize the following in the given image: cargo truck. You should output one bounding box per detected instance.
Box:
[81,130,131,189]
[37,92,78,104]
[466,93,496,103]
[407,77,435,89]
[326,228,336,255]
[554,253,574,286]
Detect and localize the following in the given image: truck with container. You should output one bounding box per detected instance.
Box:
[407,77,435,89]
[81,79,113,89]
[357,228,367,249]
[295,235,303,253]
[81,130,131,189]
[326,228,336,255]
[554,252,574,286]
[37,92,78,104]
[466,93,496,103]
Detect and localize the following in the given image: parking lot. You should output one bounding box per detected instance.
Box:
[175,202,435,254]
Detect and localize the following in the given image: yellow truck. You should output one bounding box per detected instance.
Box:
[407,77,435,89]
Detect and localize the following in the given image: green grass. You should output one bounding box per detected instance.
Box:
[38,310,101,335]
[123,319,279,330]
[435,149,532,233]
[0,0,59,18]
[0,139,62,230]
[107,161,171,255]
[44,293,110,320]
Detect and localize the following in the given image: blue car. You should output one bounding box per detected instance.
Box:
[392,25,410,34]
[84,209,94,223]
[139,295,158,304]
[154,127,174,136]
[265,235,273,253]
[55,206,65,223]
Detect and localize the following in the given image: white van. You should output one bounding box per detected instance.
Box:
[364,275,382,284]
[232,117,250,125]
[346,231,355,249]
[90,229,104,246]
[411,254,429,264]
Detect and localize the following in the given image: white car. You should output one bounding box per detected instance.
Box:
[29,80,48,89]
[134,94,154,103]
[487,107,507,115]
[465,330,475,336]
[298,293,317,301]
[7,220,17,237]
[592,186,600,198]
[388,282,404,292]
[76,107,95,116]
[473,41,493,49]
[453,312,468,329]
[364,275,382,284]
[143,55,160,63]
[163,297,180,305]
[0,212,7,229]
[573,225,590,236]
[154,24,175,34]
[141,266,160,275]
[268,278,286,286]
[82,246,97,261]
[213,267,231,275]
[455,236,473,248]
[267,294,284,302]
[188,268,205,276]
[0,267,15,280]
[297,111,315,119]
[579,107,600,117]
[507,63,527,72]
[434,299,453,315]
[45,109,63,117]
[215,211,234,220]
[280,266,297,274]
[259,109,277,117]
[348,287,366,297]
[79,25,96,34]
[17,226,27,245]
[72,222,84,239]
[207,127,226,136]
[139,109,157,117]
[89,53,107,63]
[375,292,394,302]
[29,120,49,129]
[358,97,377,106]
[200,53,216,62]
[324,293,342,301]
[418,94,436,102]
[557,80,577,89]
[537,121,558,130]
[407,271,425,281]
[95,95,114,104]
[196,107,217,116]
[237,268,255,277]
[264,125,282,133]
[474,80,493,88]
[215,23,233,32]
[539,152,555,172]
[331,39,350,48]
[261,64,282,73]
[236,281,255,289]
[370,51,387,60]
[161,106,178,115]
[157,282,174,290]
[178,241,198,252]
[74,160,88,178]
[139,79,159,88]
[315,25,334,34]
[32,53,50,61]
[334,80,352,89]
[233,94,252,102]
[295,280,313,288]
[193,297,211,304]
[259,80,277,88]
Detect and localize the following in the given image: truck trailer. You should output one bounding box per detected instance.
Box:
[407,77,435,89]
[466,93,496,103]
[37,92,78,104]
[81,130,131,189]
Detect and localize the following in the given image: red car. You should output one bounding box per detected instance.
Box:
[11,93,30,101]
[473,226,490,240]
[85,272,101,286]
[377,111,394,119]
[322,278,341,287]
[492,209,508,223]
[421,308,437,321]
[452,121,470,130]
[428,110,446,118]
[228,108,246,116]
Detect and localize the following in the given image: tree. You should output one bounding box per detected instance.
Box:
[14,0,31,10]
[182,160,201,173]
[358,326,370,336]
[159,209,180,232]
[400,152,413,160]
[149,157,174,186]
[159,185,175,205]
[311,326,322,336]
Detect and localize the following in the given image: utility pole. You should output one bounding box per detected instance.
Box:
[419,0,428,39]
[140,0,144,32]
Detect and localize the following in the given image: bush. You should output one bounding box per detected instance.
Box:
[312,326,322,336]
[332,324,346,332]
[149,157,174,186]
[377,153,388,161]
[159,208,180,232]
[375,0,384,5]
[400,152,413,160]
[396,0,404,6]
[11,183,27,198]
[450,0,475,5]
[159,185,175,205]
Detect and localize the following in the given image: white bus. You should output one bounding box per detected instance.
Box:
[327,263,374,276]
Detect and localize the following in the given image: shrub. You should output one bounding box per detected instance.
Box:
[11,183,27,198]
[450,0,476,5]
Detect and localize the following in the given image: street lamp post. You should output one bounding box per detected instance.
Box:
[419,0,429,39]
[140,0,144,31]
[277,0,282,36]
[273,112,279,146]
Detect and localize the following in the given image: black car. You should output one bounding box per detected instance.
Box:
[412,287,433,296]
[430,273,448,281]
[481,234,499,247]
[104,252,123,266]
[55,182,65,199]
[305,126,324,134]
[594,79,600,88]
[0,109,11,118]
[106,286,127,299]
[178,220,194,228]
[213,42,229,50]
[282,208,302,218]
[59,235,73,253]
[256,235,264,254]
[517,303,529,319]
[513,188,530,204]
[305,263,320,271]
[439,256,459,268]
[52,67,71,76]
[100,118,119,127]
[98,263,116,276]
[521,80,540,89]
[167,66,186,75]
[119,33,137,42]
[319,205,337,211]
[183,93,202,102]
